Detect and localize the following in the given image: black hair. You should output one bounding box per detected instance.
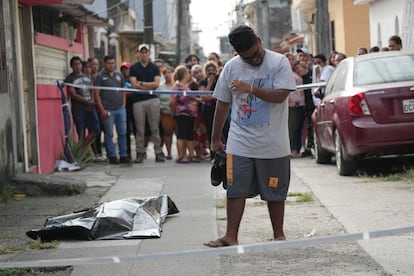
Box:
[369,46,380,53]
[184,54,200,64]
[188,81,199,91]
[228,25,258,52]
[103,55,115,63]
[70,56,82,67]
[389,35,402,48]
[314,53,327,63]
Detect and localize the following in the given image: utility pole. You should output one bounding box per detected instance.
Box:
[315,0,331,56]
[176,0,182,65]
[258,0,271,50]
[143,0,154,44]
[176,0,191,65]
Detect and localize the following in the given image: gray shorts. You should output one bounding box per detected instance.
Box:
[226,154,290,202]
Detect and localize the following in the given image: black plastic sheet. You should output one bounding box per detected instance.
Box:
[26,195,179,241]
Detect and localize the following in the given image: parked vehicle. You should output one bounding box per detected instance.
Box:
[311,51,414,175]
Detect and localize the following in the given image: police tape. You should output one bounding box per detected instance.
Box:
[63,81,328,95]
[0,225,413,268]
[63,82,214,96]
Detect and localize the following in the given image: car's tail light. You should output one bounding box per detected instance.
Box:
[349,93,371,115]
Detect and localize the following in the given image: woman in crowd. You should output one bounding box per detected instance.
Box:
[170,65,199,163]
[286,53,305,158]
[198,61,219,159]
[158,66,175,160]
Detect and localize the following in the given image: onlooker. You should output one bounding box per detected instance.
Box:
[129,43,165,163]
[208,52,223,73]
[199,61,219,158]
[191,64,204,82]
[357,47,368,55]
[334,52,347,66]
[313,53,335,106]
[313,53,335,83]
[170,65,199,163]
[205,25,296,247]
[388,35,402,51]
[65,56,99,155]
[184,54,200,66]
[381,47,390,52]
[154,58,166,85]
[208,52,223,67]
[120,61,135,161]
[93,55,129,164]
[296,47,313,69]
[285,54,305,158]
[82,60,91,75]
[369,46,380,53]
[295,61,314,157]
[88,57,106,161]
[328,51,338,67]
[158,66,175,160]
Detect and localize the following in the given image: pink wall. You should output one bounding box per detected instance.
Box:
[35,84,65,174]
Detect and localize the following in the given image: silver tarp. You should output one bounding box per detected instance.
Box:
[26,195,179,241]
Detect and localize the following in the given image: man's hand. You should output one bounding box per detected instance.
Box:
[230,80,250,94]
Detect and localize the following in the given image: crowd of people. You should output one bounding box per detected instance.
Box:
[64,44,226,165]
[64,34,403,165]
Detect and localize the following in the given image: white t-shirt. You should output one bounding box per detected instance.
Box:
[213,49,296,158]
[312,64,334,106]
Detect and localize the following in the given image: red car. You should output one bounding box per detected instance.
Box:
[311,51,414,175]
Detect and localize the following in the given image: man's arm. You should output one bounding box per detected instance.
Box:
[67,86,94,106]
[130,76,161,90]
[211,100,230,152]
[230,80,291,103]
[93,88,109,120]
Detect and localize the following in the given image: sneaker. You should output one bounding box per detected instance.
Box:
[109,157,119,164]
[301,149,312,158]
[120,156,131,164]
[155,152,165,162]
[95,155,108,162]
[135,153,144,164]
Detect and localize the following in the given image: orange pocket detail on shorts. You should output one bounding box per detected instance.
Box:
[269,177,279,188]
[226,154,233,185]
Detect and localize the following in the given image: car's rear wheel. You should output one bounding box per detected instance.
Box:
[314,128,332,164]
[335,130,356,176]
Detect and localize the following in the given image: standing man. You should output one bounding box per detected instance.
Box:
[205,26,296,247]
[93,55,129,164]
[129,43,165,163]
[64,56,99,153]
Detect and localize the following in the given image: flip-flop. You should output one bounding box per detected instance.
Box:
[203,238,233,248]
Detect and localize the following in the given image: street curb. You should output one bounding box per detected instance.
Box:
[11,173,86,196]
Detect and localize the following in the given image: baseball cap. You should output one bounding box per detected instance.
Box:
[296,47,311,55]
[211,151,227,189]
[138,43,150,52]
[120,61,130,69]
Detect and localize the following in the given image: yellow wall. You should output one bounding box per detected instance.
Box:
[329,0,370,57]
